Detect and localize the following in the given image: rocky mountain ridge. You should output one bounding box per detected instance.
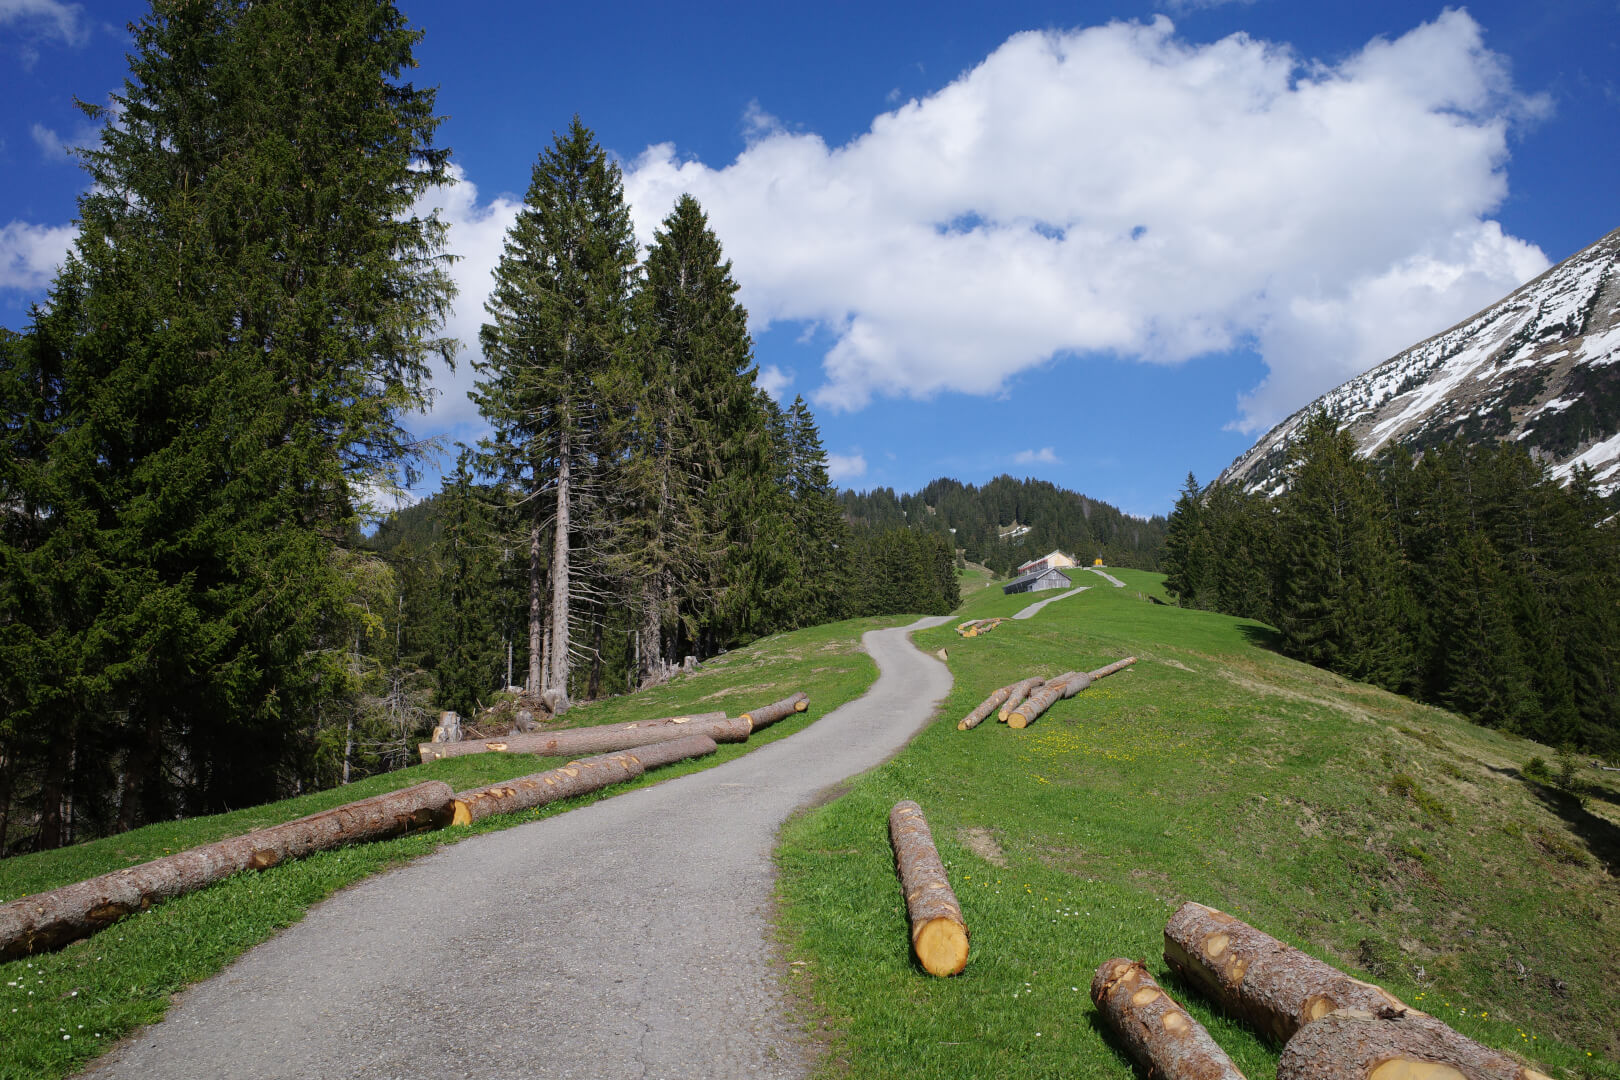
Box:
[1219,225,1620,496]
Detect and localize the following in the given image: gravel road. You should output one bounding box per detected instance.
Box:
[1011,585,1088,619]
[82,616,953,1080]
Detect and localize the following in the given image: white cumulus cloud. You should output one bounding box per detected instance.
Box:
[0,220,76,292]
[755,363,792,401]
[619,9,1549,434]
[1014,447,1061,465]
[0,0,87,46]
[826,452,867,482]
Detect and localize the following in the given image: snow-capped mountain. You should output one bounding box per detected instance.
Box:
[1219,225,1620,496]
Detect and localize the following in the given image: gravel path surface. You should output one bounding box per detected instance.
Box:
[1011,585,1089,619]
[1085,567,1126,587]
[82,616,954,1080]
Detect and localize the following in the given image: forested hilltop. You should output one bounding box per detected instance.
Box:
[1164,411,1620,752]
[841,475,1167,575]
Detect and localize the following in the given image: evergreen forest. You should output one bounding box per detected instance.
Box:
[1162,411,1620,751]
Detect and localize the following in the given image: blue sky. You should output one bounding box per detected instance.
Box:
[3,1,1617,518]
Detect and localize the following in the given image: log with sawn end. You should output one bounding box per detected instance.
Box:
[0,782,455,960]
[1092,958,1247,1080]
[1276,1008,1552,1080]
[888,800,969,976]
[958,684,1013,730]
[1163,901,1410,1045]
[1007,672,1079,728]
[450,735,719,825]
[739,692,808,732]
[997,677,1045,722]
[417,711,736,763]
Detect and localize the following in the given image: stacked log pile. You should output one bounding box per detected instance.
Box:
[952,658,1136,731]
[955,617,1006,638]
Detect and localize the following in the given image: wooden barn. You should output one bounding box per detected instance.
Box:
[1002,566,1071,595]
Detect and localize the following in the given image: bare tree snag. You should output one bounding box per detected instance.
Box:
[1008,673,1080,728]
[1092,958,1248,1080]
[1276,1009,1552,1080]
[449,736,718,826]
[958,685,1013,730]
[418,712,738,763]
[998,677,1045,722]
[0,782,455,960]
[1163,902,1410,1045]
[888,800,969,976]
[740,692,809,732]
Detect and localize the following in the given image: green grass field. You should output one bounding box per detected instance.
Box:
[0,614,904,1080]
[776,568,1620,1079]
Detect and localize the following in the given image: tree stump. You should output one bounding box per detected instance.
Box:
[1092,958,1247,1079]
[998,677,1045,722]
[418,712,738,763]
[1164,902,1409,1045]
[449,735,718,825]
[0,781,455,959]
[431,711,462,742]
[958,685,1013,730]
[888,800,969,976]
[740,692,808,732]
[1276,1008,1551,1080]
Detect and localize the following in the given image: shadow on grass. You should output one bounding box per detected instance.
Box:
[1488,764,1620,871]
[1235,622,1285,655]
[1084,1005,1147,1078]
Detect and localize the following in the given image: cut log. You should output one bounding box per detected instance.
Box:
[998,677,1045,722]
[1089,656,1138,680]
[418,711,736,763]
[1092,958,1247,1080]
[958,685,1013,730]
[888,800,969,976]
[1276,1008,1552,1080]
[739,692,809,732]
[450,735,718,826]
[0,781,454,960]
[1163,902,1410,1045]
[1008,672,1079,728]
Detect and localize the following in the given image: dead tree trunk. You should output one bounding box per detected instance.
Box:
[0,781,454,960]
[740,692,808,732]
[418,712,741,763]
[1092,958,1247,1080]
[1276,1008,1552,1080]
[1163,902,1409,1045]
[528,502,545,696]
[1008,672,1079,728]
[958,685,1013,730]
[450,735,718,826]
[888,800,969,976]
[998,677,1045,722]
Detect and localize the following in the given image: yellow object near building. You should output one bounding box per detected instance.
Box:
[1093,557,1104,566]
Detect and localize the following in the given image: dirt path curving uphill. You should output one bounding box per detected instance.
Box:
[82,616,954,1080]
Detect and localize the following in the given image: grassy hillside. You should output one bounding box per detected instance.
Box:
[0,614,904,1080]
[776,569,1619,1079]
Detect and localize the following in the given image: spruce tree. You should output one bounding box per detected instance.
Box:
[475,118,638,711]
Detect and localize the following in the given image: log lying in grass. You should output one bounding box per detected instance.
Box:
[1007,672,1079,729]
[450,735,719,825]
[888,800,969,976]
[1163,902,1410,1045]
[417,711,734,763]
[739,692,808,732]
[998,677,1045,722]
[1092,958,1247,1080]
[1089,656,1138,681]
[958,685,1013,730]
[0,781,455,960]
[1276,1008,1552,1080]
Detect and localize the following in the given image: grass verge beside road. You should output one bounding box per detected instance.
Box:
[776,569,1619,1079]
[0,614,904,1080]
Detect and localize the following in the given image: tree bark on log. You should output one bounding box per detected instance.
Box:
[1089,656,1138,681]
[998,677,1045,722]
[1276,1009,1552,1080]
[888,800,969,976]
[740,692,808,732]
[958,685,1013,730]
[0,781,454,960]
[1008,673,1079,728]
[449,735,718,826]
[417,712,735,763]
[1163,902,1409,1045]
[1092,958,1248,1080]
